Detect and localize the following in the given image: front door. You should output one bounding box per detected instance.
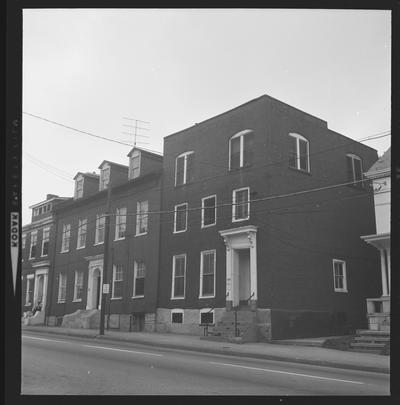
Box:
[238,249,251,305]
[95,272,101,309]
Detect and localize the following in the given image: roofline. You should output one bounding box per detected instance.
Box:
[74,172,100,180]
[28,197,71,209]
[127,146,163,159]
[164,94,329,140]
[98,160,129,170]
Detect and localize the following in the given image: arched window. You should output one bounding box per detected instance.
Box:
[175,151,194,186]
[346,154,363,186]
[289,133,310,172]
[229,129,254,170]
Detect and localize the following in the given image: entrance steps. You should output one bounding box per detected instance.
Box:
[201,308,258,343]
[349,330,390,355]
[61,309,100,329]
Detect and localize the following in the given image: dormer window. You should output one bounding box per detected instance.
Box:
[175,151,194,186]
[129,150,141,180]
[229,130,254,170]
[74,177,84,199]
[100,166,110,190]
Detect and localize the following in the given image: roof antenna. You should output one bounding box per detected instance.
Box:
[121,117,150,147]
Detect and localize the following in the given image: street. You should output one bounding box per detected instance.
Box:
[21,331,390,395]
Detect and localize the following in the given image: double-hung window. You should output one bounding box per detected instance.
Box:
[29,231,38,259]
[172,254,186,299]
[346,154,363,187]
[73,271,84,301]
[61,224,71,252]
[25,275,34,305]
[58,273,67,302]
[77,218,87,249]
[229,130,254,170]
[112,264,124,299]
[200,250,216,298]
[129,150,141,179]
[333,260,348,292]
[174,203,188,233]
[95,214,106,244]
[175,151,194,186]
[232,187,250,222]
[136,201,148,235]
[115,207,127,240]
[75,178,84,199]
[133,260,145,297]
[289,133,310,172]
[201,195,217,228]
[41,227,50,256]
[100,166,110,190]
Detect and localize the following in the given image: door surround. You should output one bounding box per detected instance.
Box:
[86,256,104,310]
[219,225,258,310]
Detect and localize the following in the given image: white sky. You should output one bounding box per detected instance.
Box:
[22,8,391,225]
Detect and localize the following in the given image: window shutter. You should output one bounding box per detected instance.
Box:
[346,155,354,182]
[353,158,362,182]
[186,153,193,183]
[289,136,297,168]
[230,137,240,169]
[176,156,185,185]
[244,133,254,167]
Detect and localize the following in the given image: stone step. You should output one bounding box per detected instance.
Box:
[348,347,383,354]
[350,342,386,349]
[356,329,390,336]
[354,336,390,342]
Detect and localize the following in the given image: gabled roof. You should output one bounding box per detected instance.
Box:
[127,146,163,160]
[98,160,129,170]
[366,147,391,175]
[73,172,100,180]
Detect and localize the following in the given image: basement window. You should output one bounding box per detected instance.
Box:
[171,309,184,324]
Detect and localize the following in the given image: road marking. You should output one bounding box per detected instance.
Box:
[22,335,67,344]
[209,361,364,385]
[84,344,163,357]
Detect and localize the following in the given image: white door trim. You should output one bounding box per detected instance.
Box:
[86,259,103,310]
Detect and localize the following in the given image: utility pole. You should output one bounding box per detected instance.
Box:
[99,184,112,335]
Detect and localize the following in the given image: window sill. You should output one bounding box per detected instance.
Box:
[93,242,104,246]
[171,297,185,300]
[111,297,123,300]
[114,237,125,242]
[72,299,82,302]
[232,217,249,223]
[24,303,31,306]
[76,246,86,250]
[132,295,144,299]
[288,166,311,176]
[60,249,70,254]
[57,300,66,304]
[201,223,216,229]
[334,289,348,293]
[135,232,148,237]
[173,229,187,234]
[199,295,215,299]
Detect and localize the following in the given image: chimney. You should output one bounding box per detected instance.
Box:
[46,194,58,200]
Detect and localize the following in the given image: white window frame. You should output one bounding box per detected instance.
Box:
[333,259,348,293]
[25,274,34,305]
[171,308,184,324]
[74,177,84,199]
[99,165,110,191]
[22,233,27,250]
[77,218,87,249]
[57,273,67,303]
[232,187,250,222]
[61,224,71,253]
[288,133,310,172]
[346,154,363,185]
[199,308,215,324]
[175,151,194,186]
[201,195,217,228]
[73,270,84,302]
[115,207,127,240]
[171,254,186,300]
[129,150,141,180]
[199,250,216,298]
[95,214,106,245]
[229,129,254,170]
[132,260,145,298]
[29,230,38,259]
[41,227,50,257]
[111,264,124,299]
[33,208,39,217]
[174,203,188,233]
[136,200,149,236]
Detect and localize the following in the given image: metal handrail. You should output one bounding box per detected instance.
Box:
[201,292,229,336]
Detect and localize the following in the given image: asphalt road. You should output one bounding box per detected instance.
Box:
[21,331,390,395]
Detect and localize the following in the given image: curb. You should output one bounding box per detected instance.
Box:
[22,327,390,375]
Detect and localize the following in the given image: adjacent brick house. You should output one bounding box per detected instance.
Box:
[45,148,163,331]
[157,95,381,339]
[21,194,71,324]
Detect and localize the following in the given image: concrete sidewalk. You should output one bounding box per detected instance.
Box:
[21,325,390,375]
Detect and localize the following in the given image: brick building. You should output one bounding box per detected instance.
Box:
[156,95,381,339]
[45,148,163,331]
